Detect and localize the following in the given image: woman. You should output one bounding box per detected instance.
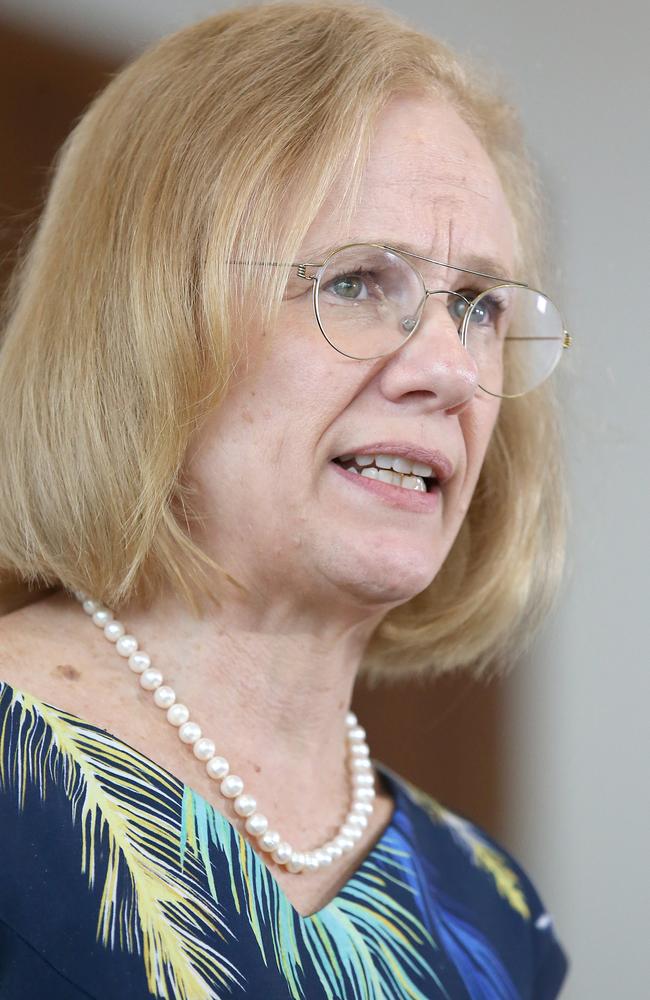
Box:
[0,2,570,997]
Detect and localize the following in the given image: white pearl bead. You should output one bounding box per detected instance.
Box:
[92,608,113,627]
[341,824,363,842]
[314,850,332,867]
[334,835,354,853]
[221,774,244,798]
[233,793,257,817]
[286,854,305,873]
[347,812,368,829]
[153,685,176,709]
[73,590,86,602]
[245,813,268,836]
[324,843,343,860]
[303,854,320,872]
[166,703,190,727]
[193,737,215,761]
[345,711,358,728]
[139,668,163,691]
[353,773,374,787]
[272,841,293,865]
[104,621,125,642]
[206,756,229,780]
[178,721,201,745]
[82,599,100,615]
[355,787,375,801]
[258,830,281,853]
[348,726,366,743]
[116,634,138,658]
[351,757,372,771]
[350,743,370,757]
[352,801,373,815]
[128,651,151,674]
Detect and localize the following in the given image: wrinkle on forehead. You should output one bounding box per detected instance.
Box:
[363,98,504,193]
[368,150,498,203]
[302,95,517,269]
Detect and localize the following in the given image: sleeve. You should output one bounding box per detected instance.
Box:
[459,815,570,998]
[495,836,570,999]
[529,901,570,999]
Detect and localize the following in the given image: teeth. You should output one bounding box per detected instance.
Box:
[360,468,427,492]
[335,451,437,491]
[353,453,433,477]
[392,457,413,474]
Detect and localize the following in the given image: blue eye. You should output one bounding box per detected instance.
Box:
[470,300,490,324]
[329,274,367,300]
[457,289,509,330]
[448,295,472,323]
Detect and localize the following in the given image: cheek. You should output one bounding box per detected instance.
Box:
[463,397,501,485]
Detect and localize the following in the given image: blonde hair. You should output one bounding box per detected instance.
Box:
[0,1,565,680]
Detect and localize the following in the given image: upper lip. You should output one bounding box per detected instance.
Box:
[332,442,454,483]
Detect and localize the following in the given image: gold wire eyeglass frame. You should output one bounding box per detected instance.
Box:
[246,242,572,399]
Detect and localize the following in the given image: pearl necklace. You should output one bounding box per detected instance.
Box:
[72,591,375,875]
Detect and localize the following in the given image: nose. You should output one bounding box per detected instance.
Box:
[378,292,480,415]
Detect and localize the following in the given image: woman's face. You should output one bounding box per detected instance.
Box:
[184,95,517,626]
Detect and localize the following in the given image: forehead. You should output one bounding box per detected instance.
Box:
[304,95,517,274]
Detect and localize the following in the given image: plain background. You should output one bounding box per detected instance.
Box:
[1,1,648,997]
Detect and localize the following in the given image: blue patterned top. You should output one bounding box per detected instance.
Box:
[0,681,568,998]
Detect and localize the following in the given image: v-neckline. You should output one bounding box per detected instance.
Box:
[3,680,406,921]
[190,756,404,921]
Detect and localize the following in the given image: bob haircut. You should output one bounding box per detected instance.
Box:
[0,0,565,681]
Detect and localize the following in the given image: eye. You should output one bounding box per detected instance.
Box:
[328,274,368,300]
[321,267,382,303]
[469,298,491,324]
[458,288,509,330]
[447,293,472,323]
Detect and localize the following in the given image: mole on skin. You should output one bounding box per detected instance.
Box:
[55,664,81,681]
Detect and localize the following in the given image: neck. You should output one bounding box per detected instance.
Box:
[109,585,384,845]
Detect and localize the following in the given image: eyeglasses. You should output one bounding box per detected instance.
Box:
[254,242,571,398]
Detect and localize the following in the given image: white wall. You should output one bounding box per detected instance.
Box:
[1,1,647,996]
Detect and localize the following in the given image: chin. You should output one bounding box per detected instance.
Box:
[317,536,441,609]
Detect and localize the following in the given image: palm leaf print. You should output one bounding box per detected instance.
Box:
[397,773,531,919]
[1,683,543,999]
[0,685,243,1000]
[183,786,449,1000]
[388,804,520,1000]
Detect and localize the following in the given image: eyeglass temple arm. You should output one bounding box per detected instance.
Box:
[290,255,530,286]
[234,249,529,287]
[507,334,572,348]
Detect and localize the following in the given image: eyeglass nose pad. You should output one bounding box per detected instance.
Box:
[399,289,472,335]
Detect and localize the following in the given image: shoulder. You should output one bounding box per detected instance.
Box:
[379,763,570,999]
[0,590,111,713]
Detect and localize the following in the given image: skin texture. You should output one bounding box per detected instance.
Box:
[0,95,517,915]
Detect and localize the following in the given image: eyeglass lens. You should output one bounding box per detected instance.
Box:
[314,245,565,397]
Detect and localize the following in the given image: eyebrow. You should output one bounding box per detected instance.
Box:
[389,241,516,281]
[300,239,516,283]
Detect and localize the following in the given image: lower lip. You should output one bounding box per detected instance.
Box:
[329,462,441,512]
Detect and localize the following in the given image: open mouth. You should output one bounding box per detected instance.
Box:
[332,454,438,493]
